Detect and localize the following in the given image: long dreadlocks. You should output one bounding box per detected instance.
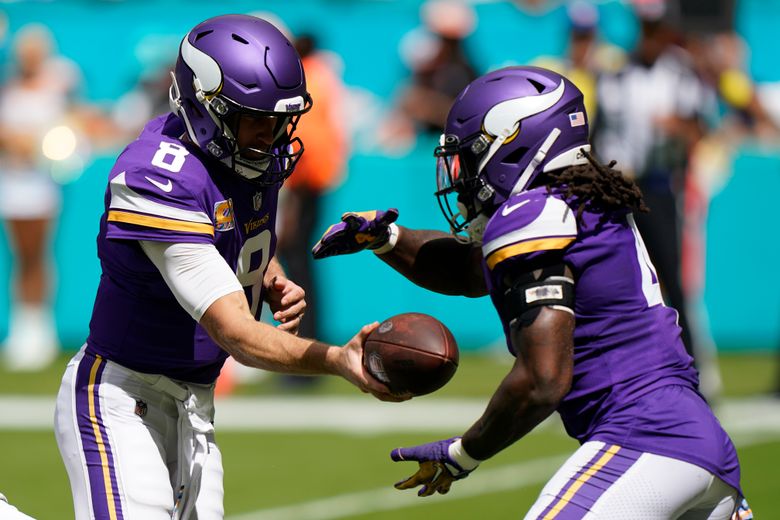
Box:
[544,148,648,219]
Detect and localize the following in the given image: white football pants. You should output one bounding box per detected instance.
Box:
[0,493,36,520]
[524,441,740,520]
[54,348,224,520]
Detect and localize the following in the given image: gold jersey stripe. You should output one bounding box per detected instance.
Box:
[542,445,622,520]
[486,237,574,270]
[108,210,214,236]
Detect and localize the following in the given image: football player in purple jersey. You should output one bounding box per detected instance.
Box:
[53,15,402,520]
[313,66,750,519]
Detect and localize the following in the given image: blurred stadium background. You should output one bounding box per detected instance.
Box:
[0,0,778,518]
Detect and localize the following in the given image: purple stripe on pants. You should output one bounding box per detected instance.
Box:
[75,352,124,520]
[535,444,642,519]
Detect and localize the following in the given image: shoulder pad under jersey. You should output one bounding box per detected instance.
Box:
[105,137,215,242]
[482,188,577,271]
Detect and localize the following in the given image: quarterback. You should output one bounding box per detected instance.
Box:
[54,14,399,520]
[313,66,749,519]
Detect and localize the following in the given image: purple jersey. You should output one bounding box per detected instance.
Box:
[86,114,278,383]
[481,187,740,491]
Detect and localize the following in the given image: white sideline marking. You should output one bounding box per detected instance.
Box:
[0,396,495,432]
[226,454,569,520]
[1,395,779,433]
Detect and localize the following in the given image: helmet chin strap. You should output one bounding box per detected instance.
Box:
[169,72,201,147]
[510,127,561,196]
[477,126,515,175]
[466,213,489,245]
[454,201,489,245]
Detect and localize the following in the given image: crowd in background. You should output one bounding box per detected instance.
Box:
[0,0,777,395]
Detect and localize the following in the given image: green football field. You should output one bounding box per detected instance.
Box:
[0,352,777,519]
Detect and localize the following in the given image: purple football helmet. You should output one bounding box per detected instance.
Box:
[169,14,312,185]
[435,66,590,241]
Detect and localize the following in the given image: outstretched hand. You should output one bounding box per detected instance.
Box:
[390,437,479,497]
[312,209,399,260]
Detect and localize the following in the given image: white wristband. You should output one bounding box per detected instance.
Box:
[372,223,399,255]
[448,438,481,471]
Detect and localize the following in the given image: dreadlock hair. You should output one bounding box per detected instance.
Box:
[543,148,648,220]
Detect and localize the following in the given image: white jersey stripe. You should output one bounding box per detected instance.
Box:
[109,171,212,224]
[483,196,576,258]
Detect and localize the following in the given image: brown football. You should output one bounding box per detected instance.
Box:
[363,312,459,396]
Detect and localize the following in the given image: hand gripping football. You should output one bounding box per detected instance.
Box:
[363,312,459,396]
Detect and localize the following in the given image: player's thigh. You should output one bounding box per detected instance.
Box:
[676,476,739,520]
[55,352,177,520]
[194,435,225,520]
[581,452,722,519]
[523,441,622,519]
[523,442,736,520]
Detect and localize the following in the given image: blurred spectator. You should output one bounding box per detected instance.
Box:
[276,32,349,387]
[111,33,180,138]
[533,1,626,123]
[687,31,778,140]
[591,4,720,394]
[379,0,479,152]
[0,24,81,371]
[684,29,780,397]
[111,63,176,138]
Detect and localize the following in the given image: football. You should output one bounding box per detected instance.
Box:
[363,312,459,396]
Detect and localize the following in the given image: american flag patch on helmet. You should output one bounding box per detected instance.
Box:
[569,112,586,127]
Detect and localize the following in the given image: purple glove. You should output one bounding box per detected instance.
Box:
[311,209,399,260]
[390,437,480,497]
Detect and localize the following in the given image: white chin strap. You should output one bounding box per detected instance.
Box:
[510,127,561,196]
[231,160,266,179]
[454,201,489,245]
[466,214,489,245]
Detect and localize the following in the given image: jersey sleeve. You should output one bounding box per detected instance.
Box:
[105,166,215,244]
[481,191,577,273]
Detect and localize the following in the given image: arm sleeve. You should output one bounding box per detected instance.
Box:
[140,240,243,321]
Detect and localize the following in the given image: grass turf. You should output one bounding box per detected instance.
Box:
[0,352,777,518]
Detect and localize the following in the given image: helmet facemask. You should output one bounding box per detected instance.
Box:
[434,133,496,243]
[207,95,310,186]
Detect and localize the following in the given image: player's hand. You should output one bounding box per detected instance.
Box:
[312,209,399,260]
[339,322,411,403]
[391,437,479,497]
[265,275,306,335]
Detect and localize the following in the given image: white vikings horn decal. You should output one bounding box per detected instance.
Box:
[181,35,223,95]
[482,80,565,137]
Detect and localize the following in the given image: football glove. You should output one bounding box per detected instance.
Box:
[390,437,480,497]
[312,208,399,260]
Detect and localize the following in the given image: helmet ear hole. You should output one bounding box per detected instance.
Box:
[501,146,529,165]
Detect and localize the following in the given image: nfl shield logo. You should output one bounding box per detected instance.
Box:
[253,192,263,211]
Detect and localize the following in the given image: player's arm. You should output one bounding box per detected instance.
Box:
[312,208,486,297]
[390,262,574,495]
[140,240,403,402]
[461,296,574,459]
[378,227,486,297]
